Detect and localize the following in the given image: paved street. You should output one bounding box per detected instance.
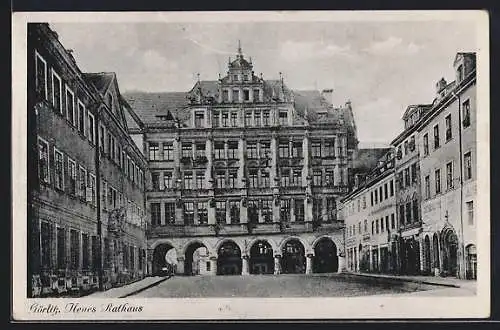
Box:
[131,273,450,298]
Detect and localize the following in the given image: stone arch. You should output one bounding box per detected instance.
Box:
[248,239,275,275]
[312,236,339,273]
[440,226,459,277]
[278,236,311,256]
[216,239,243,275]
[311,235,343,256]
[151,242,178,275]
[214,238,244,256]
[423,234,432,274]
[465,243,477,280]
[246,237,278,256]
[149,239,179,251]
[182,240,211,276]
[181,239,214,257]
[280,237,307,274]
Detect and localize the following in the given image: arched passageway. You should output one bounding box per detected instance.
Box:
[432,233,440,271]
[249,240,274,274]
[313,238,338,273]
[184,242,209,276]
[441,229,458,277]
[281,239,305,274]
[152,243,176,275]
[401,238,420,275]
[466,244,477,280]
[217,240,242,275]
[423,236,432,274]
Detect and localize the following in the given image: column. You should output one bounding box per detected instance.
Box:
[193,203,199,225]
[225,200,231,225]
[242,255,250,275]
[238,87,243,103]
[306,254,313,274]
[147,248,153,276]
[273,197,280,224]
[249,88,254,102]
[302,133,310,187]
[355,247,360,272]
[274,255,282,275]
[176,256,185,275]
[419,236,425,273]
[228,88,233,103]
[369,245,373,272]
[338,253,346,273]
[160,201,165,226]
[208,200,216,225]
[322,197,328,222]
[175,200,184,225]
[377,245,381,273]
[270,133,278,186]
[334,164,341,186]
[290,198,296,222]
[240,198,248,225]
[259,87,264,102]
[205,138,213,188]
[209,257,217,275]
[224,140,229,160]
[334,135,339,158]
[258,206,264,223]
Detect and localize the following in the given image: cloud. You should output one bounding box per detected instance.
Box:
[365,36,422,55]
[354,97,403,144]
[280,40,352,62]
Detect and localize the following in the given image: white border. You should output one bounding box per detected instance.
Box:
[12,10,490,320]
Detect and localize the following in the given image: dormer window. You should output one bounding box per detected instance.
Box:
[194,112,204,128]
[243,89,250,101]
[233,89,240,102]
[222,89,229,102]
[254,89,260,102]
[457,64,464,82]
[279,111,288,126]
[233,74,238,82]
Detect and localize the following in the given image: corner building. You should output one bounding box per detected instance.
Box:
[124,46,358,275]
[28,23,149,297]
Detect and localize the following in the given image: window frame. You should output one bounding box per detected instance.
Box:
[53,147,65,191]
[51,68,63,114]
[38,136,50,184]
[35,50,48,100]
[65,85,76,126]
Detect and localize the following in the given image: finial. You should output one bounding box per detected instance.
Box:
[196,73,200,82]
[249,56,252,63]
[238,40,242,56]
[260,72,263,80]
[218,73,221,80]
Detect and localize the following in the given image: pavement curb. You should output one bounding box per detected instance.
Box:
[345,272,461,288]
[119,276,172,298]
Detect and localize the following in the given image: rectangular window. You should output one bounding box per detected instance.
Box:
[313,170,322,186]
[311,141,322,158]
[247,142,258,159]
[374,189,378,204]
[463,99,471,128]
[213,112,220,127]
[326,140,335,157]
[464,152,472,180]
[281,169,290,187]
[248,170,258,188]
[68,158,76,195]
[423,133,429,156]
[54,148,64,190]
[370,191,374,206]
[197,202,208,225]
[65,86,75,126]
[214,142,224,159]
[35,51,48,99]
[243,89,250,101]
[151,172,160,190]
[248,200,259,223]
[412,200,419,223]
[280,199,291,222]
[230,112,238,127]
[390,180,394,196]
[391,214,395,229]
[228,171,237,188]
[229,201,240,224]
[183,202,194,225]
[313,199,323,222]
[222,90,229,102]
[261,170,270,187]
[88,173,96,204]
[467,201,474,225]
[164,202,175,224]
[406,203,412,223]
[445,114,452,141]
[163,143,173,161]
[371,221,374,235]
[78,166,86,199]
[195,112,204,128]
[183,172,193,190]
[70,229,80,270]
[379,186,383,202]
[38,137,50,183]
[279,142,289,158]
[57,227,65,269]
[434,125,440,149]
[411,163,418,183]
[233,89,239,101]
[216,201,226,224]
[291,142,302,158]
[399,204,405,225]
[325,170,334,186]
[376,219,379,234]
[77,101,86,136]
[279,111,288,126]
[51,69,62,114]
[263,111,270,126]
[381,217,385,232]
[425,175,431,199]
[435,169,441,194]
[182,143,192,159]
[196,171,205,189]
[215,171,225,189]
[195,143,206,158]
[295,199,305,222]
[254,89,260,102]
[262,200,272,223]
[254,111,261,127]
[40,222,52,268]
[260,142,270,160]
[292,170,302,187]
[384,183,388,199]
[151,203,161,226]
[327,198,336,221]
[404,167,411,186]
[148,143,159,160]
[87,112,95,144]
[221,112,229,127]
[245,111,252,126]
[82,233,89,269]
[446,162,454,189]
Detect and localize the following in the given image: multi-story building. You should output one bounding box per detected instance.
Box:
[391,104,431,275]
[342,150,397,274]
[417,52,477,279]
[123,44,358,276]
[27,23,149,297]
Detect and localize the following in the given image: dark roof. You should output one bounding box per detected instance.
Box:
[82,72,115,94]
[122,91,190,126]
[120,97,143,130]
[353,147,392,172]
[293,90,353,126]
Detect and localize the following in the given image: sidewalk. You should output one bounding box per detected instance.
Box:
[86,276,170,298]
[347,272,477,293]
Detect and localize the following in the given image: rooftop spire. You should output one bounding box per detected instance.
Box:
[237,40,242,56]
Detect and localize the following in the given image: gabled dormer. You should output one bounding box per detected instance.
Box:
[453,52,476,84]
[402,104,432,130]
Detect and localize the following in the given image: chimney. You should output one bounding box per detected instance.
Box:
[436,78,447,95]
[321,89,334,105]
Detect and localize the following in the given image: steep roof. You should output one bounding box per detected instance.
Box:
[82,72,115,94]
[122,91,190,126]
[353,147,392,172]
[120,97,143,131]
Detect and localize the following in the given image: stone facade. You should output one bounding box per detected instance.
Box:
[28,23,149,297]
[123,44,358,276]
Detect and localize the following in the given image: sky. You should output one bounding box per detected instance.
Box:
[49,20,477,147]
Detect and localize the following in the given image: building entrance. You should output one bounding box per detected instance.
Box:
[313,238,338,273]
[250,240,274,274]
[281,239,305,274]
[217,240,242,275]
